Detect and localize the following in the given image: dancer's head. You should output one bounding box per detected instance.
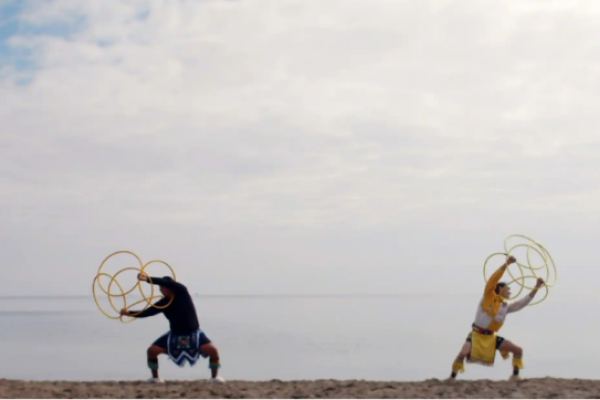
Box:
[160,277,175,298]
[495,282,510,298]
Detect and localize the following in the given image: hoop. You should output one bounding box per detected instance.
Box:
[92,272,126,319]
[96,251,144,296]
[92,251,177,322]
[139,260,177,310]
[483,235,557,307]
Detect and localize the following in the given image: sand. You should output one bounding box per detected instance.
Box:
[1,378,600,399]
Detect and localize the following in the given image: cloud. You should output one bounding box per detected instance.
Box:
[1,0,599,295]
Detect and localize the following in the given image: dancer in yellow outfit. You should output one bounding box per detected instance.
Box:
[448,256,545,381]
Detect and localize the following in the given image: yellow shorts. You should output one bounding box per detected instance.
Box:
[466,331,507,366]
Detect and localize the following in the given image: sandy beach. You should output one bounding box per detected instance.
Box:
[1,378,599,399]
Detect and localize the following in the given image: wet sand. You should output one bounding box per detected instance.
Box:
[1,378,599,399]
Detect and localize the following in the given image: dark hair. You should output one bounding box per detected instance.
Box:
[162,276,174,281]
[495,282,507,294]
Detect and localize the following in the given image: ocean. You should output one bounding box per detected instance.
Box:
[0,294,597,382]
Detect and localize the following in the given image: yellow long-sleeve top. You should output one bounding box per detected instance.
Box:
[473,265,532,332]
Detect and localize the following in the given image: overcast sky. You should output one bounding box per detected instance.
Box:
[0,0,597,296]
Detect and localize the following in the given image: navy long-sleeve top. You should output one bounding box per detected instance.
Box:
[130,277,200,334]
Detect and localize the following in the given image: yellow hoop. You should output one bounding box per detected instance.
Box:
[483,235,557,307]
[139,260,177,310]
[96,251,144,296]
[505,235,557,288]
[505,243,547,291]
[92,251,177,323]
[93,273,126,319]
[107,267,155,317]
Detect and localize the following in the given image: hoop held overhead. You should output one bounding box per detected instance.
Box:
[483,235,557,307]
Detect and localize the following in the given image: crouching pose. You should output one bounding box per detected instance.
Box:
[121,274,225,384]
[449,256,544,381]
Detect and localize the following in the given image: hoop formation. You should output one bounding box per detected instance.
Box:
[92,251,177,322]
[483,235,557,306]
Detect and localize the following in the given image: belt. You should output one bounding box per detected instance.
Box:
[471,324,495,335]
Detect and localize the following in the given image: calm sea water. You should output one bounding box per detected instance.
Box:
[0,294,598,382]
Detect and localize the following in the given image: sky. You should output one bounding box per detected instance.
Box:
[0,0,598,296]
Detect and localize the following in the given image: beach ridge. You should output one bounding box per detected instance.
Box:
[0,377,597,398]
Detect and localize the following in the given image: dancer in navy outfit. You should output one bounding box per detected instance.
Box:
[121,274,224,384]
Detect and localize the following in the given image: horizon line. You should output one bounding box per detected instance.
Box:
[0,293,481,299]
